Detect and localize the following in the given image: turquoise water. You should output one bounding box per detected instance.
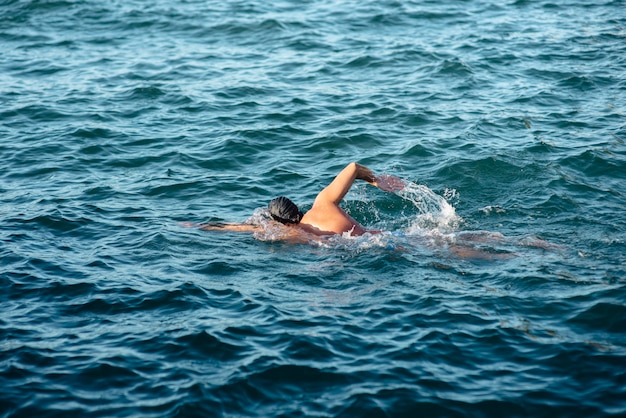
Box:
[2,0,625,416]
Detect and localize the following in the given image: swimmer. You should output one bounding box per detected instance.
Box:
[200,162,405,237]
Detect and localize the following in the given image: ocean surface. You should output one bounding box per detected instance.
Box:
[1,0,625,416]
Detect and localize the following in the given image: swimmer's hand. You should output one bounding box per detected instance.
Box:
[354,164,404,192]
[373,174,405,192]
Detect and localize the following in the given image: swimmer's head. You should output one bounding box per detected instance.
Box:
[268,196,303,225]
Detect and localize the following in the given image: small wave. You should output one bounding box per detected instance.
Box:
[568,302,626,334]
[124,86,166,100]
[171,331,250,362]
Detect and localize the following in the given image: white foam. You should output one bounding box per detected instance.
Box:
[397,181,462,233]
[247,207,290,242]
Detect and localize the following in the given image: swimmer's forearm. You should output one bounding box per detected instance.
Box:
[200,222,226,231]
[354,163,376,184]
[200,222,260,232]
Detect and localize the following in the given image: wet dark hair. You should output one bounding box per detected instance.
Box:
[268,196,303,225]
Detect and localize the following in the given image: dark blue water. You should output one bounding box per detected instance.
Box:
[1,0,625,416]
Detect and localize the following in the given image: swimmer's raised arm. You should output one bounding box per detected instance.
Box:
[314,162,377,206]
[314,162,404,206]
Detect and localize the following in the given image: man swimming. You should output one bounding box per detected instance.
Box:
[200,162,404,237]
[197,162,559,256]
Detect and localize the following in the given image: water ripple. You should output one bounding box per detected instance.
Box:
[1,0,625,416]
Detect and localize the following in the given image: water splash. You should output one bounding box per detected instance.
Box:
[396,181,461,232]
[248,208,288,242]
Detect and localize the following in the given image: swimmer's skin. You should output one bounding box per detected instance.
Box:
[201,162,400,236]
[299,162,378,236]
[200,223,262,233]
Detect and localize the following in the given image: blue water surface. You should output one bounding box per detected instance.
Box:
[1,0,625,416]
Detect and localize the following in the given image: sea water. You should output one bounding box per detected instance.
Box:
[1,0,625,416]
